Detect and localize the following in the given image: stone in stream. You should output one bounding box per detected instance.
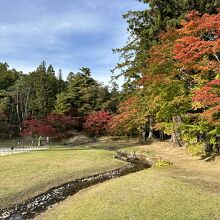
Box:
[0,163,149,220]
[114,150,160,167]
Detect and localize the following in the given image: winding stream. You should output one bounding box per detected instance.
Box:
[0,160,150,220]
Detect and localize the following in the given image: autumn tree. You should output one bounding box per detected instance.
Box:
[112,9,220,150]
[83,111,112,136]
[193,79,220,126]
[113,0,219,92]
[174,10,220,83]
[172,10,220,147]
[21,113,75,137]
[21,118,56,137]
[109,97,141,136]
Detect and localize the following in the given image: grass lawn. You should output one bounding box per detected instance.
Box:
[84,140,140,151]
[0,147,126,209]
[0,139,15,148]
[37,168,220,220]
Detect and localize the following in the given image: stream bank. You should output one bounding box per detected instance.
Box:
[0,152,152,220]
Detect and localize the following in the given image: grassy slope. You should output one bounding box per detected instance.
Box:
[38,168,220,220]
[0,147,126,209]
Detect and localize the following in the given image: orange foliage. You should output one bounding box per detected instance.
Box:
[193,79,220,125]
[108,97,138,135]
[174,10,220,72]
[140,29,179,86]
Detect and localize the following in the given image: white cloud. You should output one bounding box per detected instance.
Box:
[0,0,147,86]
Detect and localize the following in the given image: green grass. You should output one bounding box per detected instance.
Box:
[0,147,126,209]
[0,139,15,148]
[87,140,141,151]
[37,168,220,220]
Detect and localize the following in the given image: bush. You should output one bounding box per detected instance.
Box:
[154,159,172,167]
[21,113,78,137]
[186,143,204,156]
[83,111,112,136]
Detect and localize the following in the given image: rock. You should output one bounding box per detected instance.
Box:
[115,150,161,167]
[1,164,149,219]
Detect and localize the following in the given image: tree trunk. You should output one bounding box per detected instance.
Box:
[170,116,182,147]
[159,130,164,141]
[24,89,30,120]
[142,131,146,141]
[148,116,155,139]
[16,90,21,128]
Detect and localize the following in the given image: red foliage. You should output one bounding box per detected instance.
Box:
[193,80,220,106]
[108,97,138,135]
[44,113,74,130]
[21,113,78,137]
[202,105,220,126]
[172,10,220,126]
[83,111,112,135]
[174,11,220,72]
[193,79,220,125]
[21,118,56,137]
[140,29,179,86]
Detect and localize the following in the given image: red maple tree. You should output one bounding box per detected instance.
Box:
[21,118,56,137]
[174,10,220,73]
[44,113,74,130]
[108,97,139,135]
[21,113,76,137]
[193,79,220,126]
[83,111,112,136]
[174,10,220,126]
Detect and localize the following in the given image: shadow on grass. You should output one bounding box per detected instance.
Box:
[47,140,143,152]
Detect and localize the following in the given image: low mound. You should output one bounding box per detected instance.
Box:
[66,134,93,146]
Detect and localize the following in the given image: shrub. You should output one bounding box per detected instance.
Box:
[154,159,172,167]
[186,143,204,156]
[21,113,78,137]
[83,111,112,136]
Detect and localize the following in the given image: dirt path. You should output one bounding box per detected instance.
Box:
[141,141,220,193]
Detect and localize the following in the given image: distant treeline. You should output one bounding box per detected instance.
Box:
[0,62,120,138]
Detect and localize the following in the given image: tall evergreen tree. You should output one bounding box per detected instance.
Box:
[54,67,115,116]
[29,61,59,117]
[113,0,219,92]
[57,69,66,93]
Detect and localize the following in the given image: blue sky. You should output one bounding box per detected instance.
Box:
[0,0,146,85]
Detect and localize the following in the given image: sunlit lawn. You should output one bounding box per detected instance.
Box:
[0,147,127,209]
[1,139,220,219]
[37,168,220,220]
